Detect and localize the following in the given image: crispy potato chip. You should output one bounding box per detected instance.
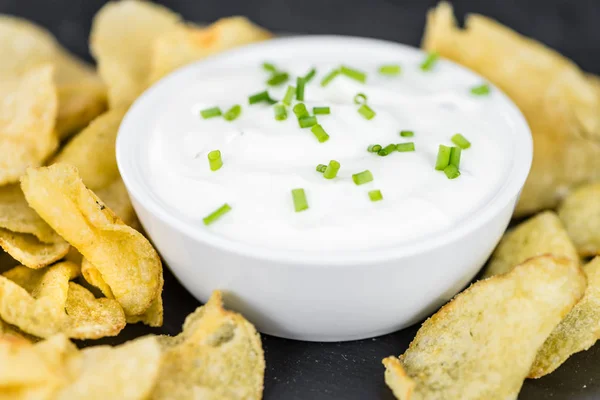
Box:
[90,0,181,108]
[0,15,106,139]
[21,164,162,318]
[530,257,600,378]
[482,211,578,278]
[149,17,272,83]
[558,183,600,257]
[383,255,586,400]
[0,229,69,269]
[154,290,264,399]
[422,2,600,216]
[0,65,58,185]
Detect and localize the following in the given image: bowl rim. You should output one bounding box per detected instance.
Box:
[116,34,533,266]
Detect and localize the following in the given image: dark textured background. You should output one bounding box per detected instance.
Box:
[2,1,600,399]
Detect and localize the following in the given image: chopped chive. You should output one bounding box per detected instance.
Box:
[296,77,305,101]
[200,107,222,119]
[207,150,223,171]
[321,69,340,86]
[313,106,331,115]
[310,124,329,143]
[435,145,452,170]
[223,105,241,121]
[293,103,309,119]
[316,164,327,173]
[449,146,461,168]
[420,51,439,71]
[354,93,367,105]
[291,188,309,212]
[203,203,231,225]
[368,190,383,202]
[451,133,471,149]
[367,144,382,153]
[274,103,288,121]
[400,130,414,137]
[249,90,276,105]
[299,116,318,129]
[358,104,376,120]
[470,83,490,96]
[323,160,340,179]
[379,65,401,75]
[378,144,397,157]
[303,68,317,83]
[352,170,373,185]
[340,65,367,83]
[396,142,415,152]
[262,62,277,73]
[444,164,461,179]
[283,85,296,106]
[267,72,289,86]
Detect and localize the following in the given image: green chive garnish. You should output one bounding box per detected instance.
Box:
[283,85,296,106]
[379,65,401,76]
[449,146,461,168]
[207,150,223,171]
[396,142,415,152]
[248,91,276,105]
[316,164,327,173]
[378,144,397,157]
[358,104,376,120]
[367,144,382,153]
[354,93,367,105]
[444,164,461,179]
[352,170,373,185]
[274,103,287,121]
[223,105,241,121]
[323,160,340,179]
[451,134,471,149]
[435,145,451,170]
[303,68,317,83]
[292,188,308,212]
[368,190,383,202]
[470,83,490,96]
[203,203,231,225]
[299,116,318,129]
[267,72,289,86]
[200,107,222,119]
[420,51,439,71]
[313,106,331,115]
[321,69,340,86]
[340,65,367,83]
[296,77,305,101]
[400,130,414,137]
[310,124,329,143]
[262,62,277,73]
[292,103,309,119]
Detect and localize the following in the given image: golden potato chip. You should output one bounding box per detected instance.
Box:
[154,290,264,399]
[149,17,272,83]
[383,255,586,400]
[422,2,600,216]
[530,257,600,378]
[21,164,162,318]
[0,229,69,270]
[0,15,106,139]
[0,65,58,185]
[558,183,600,257]
[482,211,578,278]
[90,0,181,108]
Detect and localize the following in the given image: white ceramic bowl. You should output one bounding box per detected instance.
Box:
[117,36,533,342]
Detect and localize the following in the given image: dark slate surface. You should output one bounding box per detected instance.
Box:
[3,1,600,399]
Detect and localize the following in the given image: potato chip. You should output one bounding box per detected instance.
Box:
[558,183,600,257]
[482,211,578,278]
[94,178,140,228]
[0,65,58,185]
[90,0,181,109]
[0,229,69,270]
[149,17,272,83]
[383,255,586,400]
[0,15,106,139]
[154,290,264,399]
[21,164,163,318]
[422,2,600,216]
